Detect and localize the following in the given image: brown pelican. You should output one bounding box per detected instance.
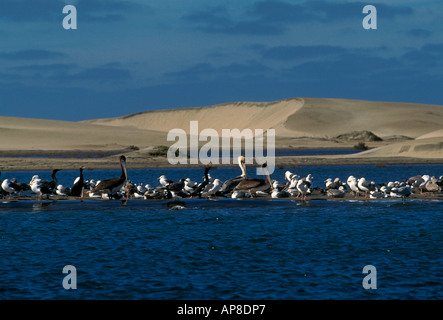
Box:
[91,155,128,199]
[219,156,247,195]
[70,166,86,198]
[233,163,273,197]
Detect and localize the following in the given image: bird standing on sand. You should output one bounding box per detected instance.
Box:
[357,177,376,199]
[158,175,174,187]
[189,166,212,198]
[70,166,86,198]
[91,155,128,200]
[296,179,310,201]
[38,169,61,199]
[347,176,360,197]
[1,179,16,199]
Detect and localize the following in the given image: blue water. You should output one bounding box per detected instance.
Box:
[1,164,442,300]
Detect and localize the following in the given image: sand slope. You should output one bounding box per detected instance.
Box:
[0,116,166,151]
[84,98,305,136]
[2,97,443,161]
[85,97,443,140]
[348,137,443,159]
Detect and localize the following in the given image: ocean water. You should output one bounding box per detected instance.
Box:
[1,164,442,300]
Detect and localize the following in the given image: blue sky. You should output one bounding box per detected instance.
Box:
[0,0,442,121]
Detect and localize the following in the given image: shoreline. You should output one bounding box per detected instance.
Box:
[0,153,442,171]
[2,190,443,202]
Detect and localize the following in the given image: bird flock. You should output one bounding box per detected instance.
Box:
[1,156,443,201]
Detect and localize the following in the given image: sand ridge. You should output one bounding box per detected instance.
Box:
[1,97,443,170]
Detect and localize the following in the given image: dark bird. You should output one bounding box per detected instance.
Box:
[40,169,61,198]
[189,166,212,198]
[91,155,128,199]
[9,178,31,195]
[166,178,185,192]
[233,162,273,197]
[70,166,86,197]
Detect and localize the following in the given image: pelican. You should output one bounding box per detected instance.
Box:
[70,166,86,198]
[91,155,128,200]
[233,163,273,197]
[219,156,247,194]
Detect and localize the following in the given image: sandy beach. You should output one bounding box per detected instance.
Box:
[1,97,442,171]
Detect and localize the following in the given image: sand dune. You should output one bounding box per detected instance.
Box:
[416,129,443,140]
[84,98,305,136]
[1,97,443,167]
[0,116,166,151]
[85,97,443,139]
[348,137,443,159]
